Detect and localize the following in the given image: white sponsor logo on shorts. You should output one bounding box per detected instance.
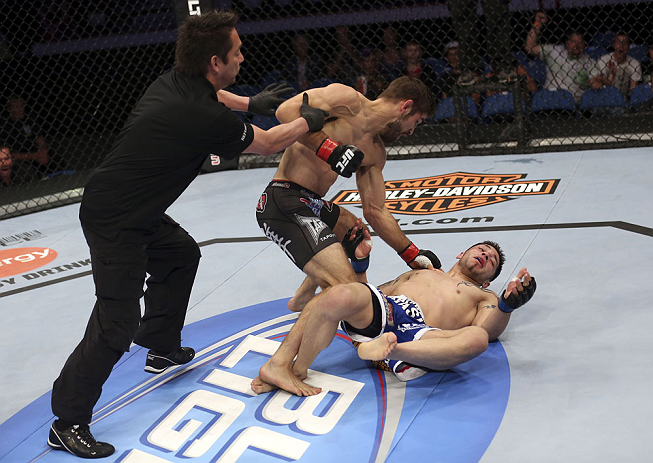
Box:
[262,223,295,263]
[320,233,336,242]
[295,215,327,246]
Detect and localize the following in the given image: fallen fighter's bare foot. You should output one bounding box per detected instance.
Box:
[252,360,322,396]
[357,332,398,361]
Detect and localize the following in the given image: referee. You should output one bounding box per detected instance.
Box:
[46,10,351,459]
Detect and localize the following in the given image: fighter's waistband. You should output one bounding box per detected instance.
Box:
[267,179,322,198]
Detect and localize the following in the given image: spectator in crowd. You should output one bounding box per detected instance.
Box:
[376,26,403,80]
[322,60,344,84]
[515,64,539,94]
[525,11,601,104]
[485,62,539,96]
[320,26,362,86]
[645,45,653,86]
[438,41,463,99]
[282,32,323,91]
[352,48,389,99]
[446,0,516,85]
[1,95,63,178]
[594,32,641,100]
[0,144,13,186]
[641,45,653,86]
[400,40,439,91]
[0,144,37,187]
[436,42,482,115]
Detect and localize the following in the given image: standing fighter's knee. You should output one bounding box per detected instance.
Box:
[320,283,361,318]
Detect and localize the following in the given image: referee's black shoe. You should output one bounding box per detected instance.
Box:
[47,422,115,458]
[144,346,195,374]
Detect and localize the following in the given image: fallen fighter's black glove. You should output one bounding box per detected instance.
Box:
[398,242,441,270]
[342,227,369,273]
[248,83,295,116]
[498,277,536,313]
[300,93,329,132]
[316,138,364,178]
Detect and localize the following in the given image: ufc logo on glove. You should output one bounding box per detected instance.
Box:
[336,149,356,174]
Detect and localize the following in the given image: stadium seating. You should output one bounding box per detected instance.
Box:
[481,92,526,119]
[530,89,575,113]
[578,86,626,111]
[434,96,479,121]
[630,84,653,109]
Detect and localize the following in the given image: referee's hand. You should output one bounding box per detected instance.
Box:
[248,83,294,116]
[300,93,329,132]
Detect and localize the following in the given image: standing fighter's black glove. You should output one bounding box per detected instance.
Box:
[316,138,364,178]
[299,93,329,132]
[342,227,370,273]
[398,242,441,269]
[247,83,294,116]
[498,277,536,313]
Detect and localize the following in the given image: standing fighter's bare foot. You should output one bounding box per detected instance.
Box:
[288,290,316,312]
[251,375,278,394]
[357,332,398,361]
[251,360,322,396]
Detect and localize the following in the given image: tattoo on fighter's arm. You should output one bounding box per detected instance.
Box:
[456,281,495,294]
[483,304,497,310]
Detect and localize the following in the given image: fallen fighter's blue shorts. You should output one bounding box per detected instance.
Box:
[340,283,439,381]
[340,283,439,344]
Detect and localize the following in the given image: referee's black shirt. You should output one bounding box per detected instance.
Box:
[80,69,254,240]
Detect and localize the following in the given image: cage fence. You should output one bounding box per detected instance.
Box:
[1,0,652,219]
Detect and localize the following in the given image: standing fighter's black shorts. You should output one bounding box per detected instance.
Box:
[256,180,341,270]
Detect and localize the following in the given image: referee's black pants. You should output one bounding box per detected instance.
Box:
[51,215,201,425]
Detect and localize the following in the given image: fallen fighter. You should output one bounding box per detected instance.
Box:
[255,227,536,395]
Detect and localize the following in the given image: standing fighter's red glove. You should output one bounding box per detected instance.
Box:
[399,242,441,269]
[316,138,364,178]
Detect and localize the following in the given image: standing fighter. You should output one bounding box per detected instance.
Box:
[254,76,439,394]
[45,10,351,459]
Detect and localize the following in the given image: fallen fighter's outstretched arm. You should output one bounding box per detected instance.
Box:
[472,267,536,341]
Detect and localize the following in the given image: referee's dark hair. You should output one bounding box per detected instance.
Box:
[175,10,239,77]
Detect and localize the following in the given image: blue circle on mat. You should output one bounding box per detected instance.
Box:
[0,298,510,462]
